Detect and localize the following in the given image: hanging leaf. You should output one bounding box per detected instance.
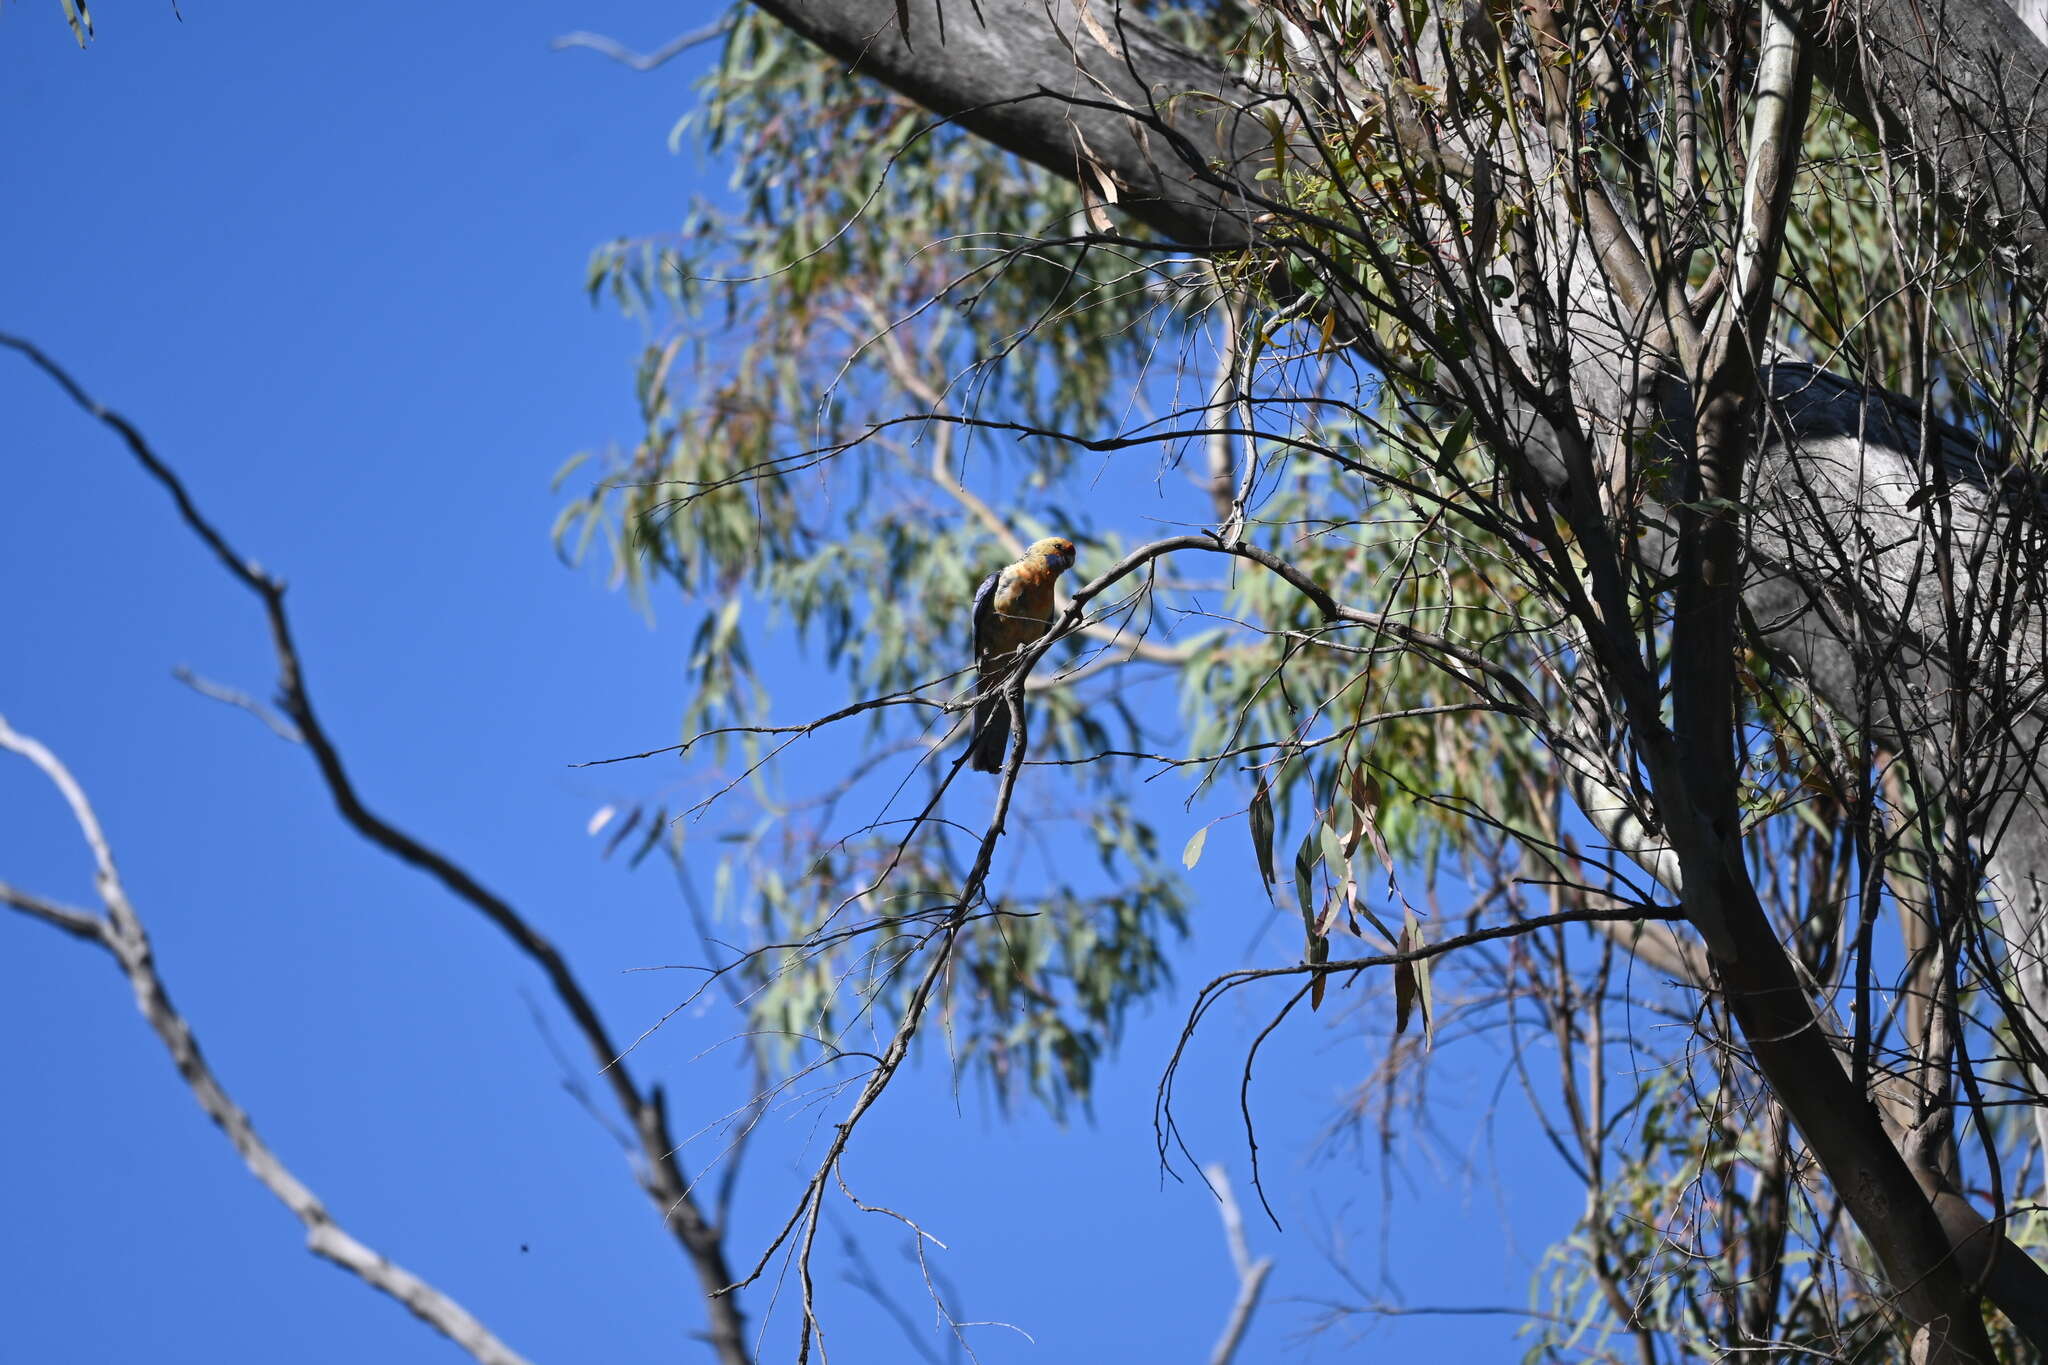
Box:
[1314,815,1351,939]
[1292,827,1318,925]
[1393,943,1416,1035]
[1182,825,1209,870]
[602,806,647,860]
[1249,775,1277,884]
[1348,765,1397,876]
[1438,408,1475,462]
[1338,778,1367,860]
[624,809,669,868]
[60,0,94,47]
[1393,912,1433,1045]
[1294,828,1329,1008]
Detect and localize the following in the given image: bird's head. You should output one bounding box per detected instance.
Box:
[1030,536,1077,574]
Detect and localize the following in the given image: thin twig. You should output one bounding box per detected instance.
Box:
[549,21,729,71]
[172,666,303,742]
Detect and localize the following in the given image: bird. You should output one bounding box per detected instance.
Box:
[968,536,1077,772]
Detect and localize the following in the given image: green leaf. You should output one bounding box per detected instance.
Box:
[1293,828,1329,1009]
[1249,775,1277,883]
[1292,828,1318,928]
[1181,825,1209,870]
[1317,818,1347,884]
[1439,408,1475,462]
[1395,911,1434,1046]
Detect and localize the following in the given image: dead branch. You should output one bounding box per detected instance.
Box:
[0,333,752,1365]
[0,714,534,1365]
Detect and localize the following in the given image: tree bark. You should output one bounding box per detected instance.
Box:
[1811,0,2048,286]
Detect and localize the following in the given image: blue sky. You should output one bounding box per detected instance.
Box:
[0,4,1585,1361]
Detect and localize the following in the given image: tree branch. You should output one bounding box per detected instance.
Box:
[1,334,752,1365]
[1811,0,2048,292]
[549,21,731,71]
[1202,1164,1273,1365]
[0,715,534,1365]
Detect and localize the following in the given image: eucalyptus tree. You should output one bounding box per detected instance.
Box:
[565,0,2048,1357]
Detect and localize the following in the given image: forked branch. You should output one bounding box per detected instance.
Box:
[0,715,534,1365]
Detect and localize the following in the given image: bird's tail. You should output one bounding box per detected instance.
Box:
[969,678,1011,773]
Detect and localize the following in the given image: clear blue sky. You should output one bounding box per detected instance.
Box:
[0,4,1583,1361]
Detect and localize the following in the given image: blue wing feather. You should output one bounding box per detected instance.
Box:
[971,570,1000,660]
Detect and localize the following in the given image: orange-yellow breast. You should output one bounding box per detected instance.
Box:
[980,537,1075,658]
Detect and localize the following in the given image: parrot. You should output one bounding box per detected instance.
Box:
[968,536,1077,772]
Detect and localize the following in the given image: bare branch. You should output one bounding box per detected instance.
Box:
[2,335,752,1365]
[0,714,533,1365]
[172,666,303,742]
[1203,1164,1274,1365]
[0,878,106,942]
[549,22,730,71]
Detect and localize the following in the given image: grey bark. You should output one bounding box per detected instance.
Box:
[1813,0,2048,285]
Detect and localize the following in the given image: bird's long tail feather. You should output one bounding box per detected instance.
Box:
[969,683,1010,772]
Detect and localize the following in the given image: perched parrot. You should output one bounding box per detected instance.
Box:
[968,536,1077,772]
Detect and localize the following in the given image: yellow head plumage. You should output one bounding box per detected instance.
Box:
[1025,537,1076,573]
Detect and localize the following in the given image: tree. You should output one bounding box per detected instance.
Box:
[554,0,2048,1358]
[20,1,2048,1360]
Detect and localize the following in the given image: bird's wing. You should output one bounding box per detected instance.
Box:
[971,569,1001,661]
